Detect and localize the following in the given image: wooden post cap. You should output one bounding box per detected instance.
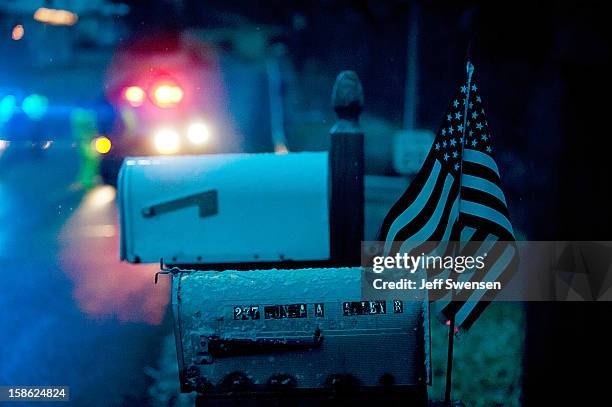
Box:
[331,71,364,133]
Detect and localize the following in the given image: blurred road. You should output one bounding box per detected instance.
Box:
[0,144,171,406]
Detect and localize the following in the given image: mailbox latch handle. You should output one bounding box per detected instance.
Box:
[202,328,323,360]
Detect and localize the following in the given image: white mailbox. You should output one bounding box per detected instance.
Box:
[118,152,330,264]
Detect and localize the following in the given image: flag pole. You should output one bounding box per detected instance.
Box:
[444,313,456,404]
[444,60,474,406]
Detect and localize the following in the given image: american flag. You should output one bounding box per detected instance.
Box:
[378,63,518,330]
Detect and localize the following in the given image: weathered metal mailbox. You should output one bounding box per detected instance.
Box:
[172,267,427,395]
[118,71,429,404]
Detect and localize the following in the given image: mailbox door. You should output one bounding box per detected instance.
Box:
[173,267,429,394]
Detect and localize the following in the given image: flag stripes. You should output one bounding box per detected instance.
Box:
[441,241,518,329]
[384,169,459,256]
[461,201,514,237]
[460,188,509,219]
[378,154,439,242]
[463,148,500,175]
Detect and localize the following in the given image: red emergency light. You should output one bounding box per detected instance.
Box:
[151,79,184,108]
[121,79,184,109]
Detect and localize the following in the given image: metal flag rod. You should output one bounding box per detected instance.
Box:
[444,313,456,404]
[444,60,475,405]
[457,61,475,183]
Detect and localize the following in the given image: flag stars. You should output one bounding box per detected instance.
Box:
[436,82,496,169]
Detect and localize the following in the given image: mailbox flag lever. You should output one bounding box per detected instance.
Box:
[142,190,218,218]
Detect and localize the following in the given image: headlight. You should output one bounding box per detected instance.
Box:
[187,122,210,145]
[152,81,183,108]
[154,128,180,154]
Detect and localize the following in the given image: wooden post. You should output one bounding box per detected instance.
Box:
[329,71,365,266]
